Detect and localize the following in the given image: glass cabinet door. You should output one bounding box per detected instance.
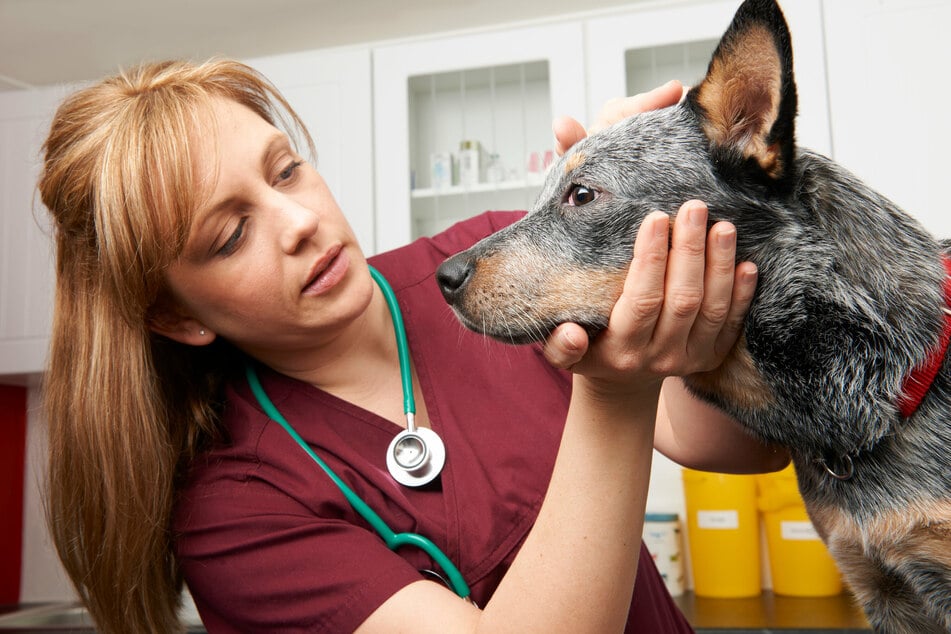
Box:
[408,60,553,239]
[624,40,717,98]
[373,22,585,254]
[586,0,829,155]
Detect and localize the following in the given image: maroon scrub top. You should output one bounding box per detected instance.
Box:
[174,211,694,633]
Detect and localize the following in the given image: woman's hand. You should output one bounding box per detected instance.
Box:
[553,80,685,155]
[543,201,757,399]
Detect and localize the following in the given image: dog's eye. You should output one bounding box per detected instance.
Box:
[565,184,599,207]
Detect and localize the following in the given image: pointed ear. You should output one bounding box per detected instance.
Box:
[147,300,215,346]
[687,0,797,182]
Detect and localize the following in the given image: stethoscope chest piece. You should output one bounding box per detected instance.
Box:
[387,426,446,487]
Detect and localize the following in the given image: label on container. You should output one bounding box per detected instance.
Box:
[697,509,739,530]
[780,520,821,541]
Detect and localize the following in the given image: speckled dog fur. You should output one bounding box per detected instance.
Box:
[437,1,951,631]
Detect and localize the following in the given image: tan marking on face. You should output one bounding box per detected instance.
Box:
[533,266,628,319]
[685,335,775,410]
[564,152,586,174]
[696,25,783,177]
[458,248,626,337]
[807,497,951,607]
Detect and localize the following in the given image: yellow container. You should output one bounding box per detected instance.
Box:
[682,469,761,598]
[756,464,843,597]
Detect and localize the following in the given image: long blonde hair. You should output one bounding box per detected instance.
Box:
[39,60,312,633]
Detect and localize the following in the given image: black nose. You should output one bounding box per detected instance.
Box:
[436,253,474,304]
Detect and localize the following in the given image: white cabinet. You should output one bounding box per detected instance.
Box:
[372,22,587,254]
[823,0,951,236]
[0,86,67,381]
[586,0,830,156]
[245,47,374,254]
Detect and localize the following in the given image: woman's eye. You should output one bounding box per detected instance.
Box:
[565,184,599,207]
[217,217,247,256]
[276,160,303,184]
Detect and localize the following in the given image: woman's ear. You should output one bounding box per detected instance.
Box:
[147,299,216,346]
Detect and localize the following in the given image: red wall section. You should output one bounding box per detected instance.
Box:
[0,385,27,604]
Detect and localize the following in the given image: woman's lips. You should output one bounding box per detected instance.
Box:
[303,246,349,296]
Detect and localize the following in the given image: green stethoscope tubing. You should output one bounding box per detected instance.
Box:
[369,265,415,420]
[243,264,470,600]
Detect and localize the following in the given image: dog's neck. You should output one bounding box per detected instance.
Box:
[815,256,951,481]
[895,256,951,418]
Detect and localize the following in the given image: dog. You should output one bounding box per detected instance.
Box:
[435,1,951,631]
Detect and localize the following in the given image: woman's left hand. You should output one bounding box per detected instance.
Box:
[543,200,757,397]
[553,80,685,155]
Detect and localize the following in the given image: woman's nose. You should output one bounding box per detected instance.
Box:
[278,195,319,253]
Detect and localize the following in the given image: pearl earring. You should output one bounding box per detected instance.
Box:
[199,329,206,336]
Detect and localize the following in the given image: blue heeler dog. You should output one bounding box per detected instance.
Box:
[437,1,951,631]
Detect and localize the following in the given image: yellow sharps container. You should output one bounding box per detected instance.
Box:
[682,469,761,597]
[756,463,843,596]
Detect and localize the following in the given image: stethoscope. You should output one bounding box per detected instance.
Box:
[244,265,471,600]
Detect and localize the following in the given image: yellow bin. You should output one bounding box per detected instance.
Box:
[756,464,842,596]
[682,469,761,598]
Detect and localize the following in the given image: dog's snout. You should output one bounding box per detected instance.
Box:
[436,253,474,304]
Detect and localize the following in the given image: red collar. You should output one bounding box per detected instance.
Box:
[896,257,951,418]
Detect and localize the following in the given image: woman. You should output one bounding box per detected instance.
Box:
[39,60,783,633]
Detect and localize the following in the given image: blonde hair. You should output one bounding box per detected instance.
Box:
[39,60,312,633]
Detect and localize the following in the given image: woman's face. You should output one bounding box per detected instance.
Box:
[158,97,374,364]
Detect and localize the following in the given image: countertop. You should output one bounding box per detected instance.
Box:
[674,591,872,633]
[3,593,872,632]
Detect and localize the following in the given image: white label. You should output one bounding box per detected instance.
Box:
[781,520,821,541]
[697,510,739,530]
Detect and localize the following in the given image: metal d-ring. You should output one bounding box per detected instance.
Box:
[818,454,854,481]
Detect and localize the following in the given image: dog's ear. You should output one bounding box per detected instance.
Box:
[687,0,796,184]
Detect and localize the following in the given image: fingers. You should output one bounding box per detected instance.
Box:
[650,201,709,351]
[553,115,587,156]
[682,217,757,360]
[684,220,739,353]
[543,323,590,370]
[559,212,671,383]
[714,260,757,357]
[552,80,685,155]
[589,80,685,136]
[542,199,756,390]
[612,211,672,352]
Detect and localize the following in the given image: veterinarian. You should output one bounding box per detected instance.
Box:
[40,60,787,633]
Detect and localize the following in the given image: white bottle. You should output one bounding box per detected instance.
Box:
[430,152,454,190]
[458,140,482,186]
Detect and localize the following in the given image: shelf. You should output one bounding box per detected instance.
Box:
[411,178,543,199]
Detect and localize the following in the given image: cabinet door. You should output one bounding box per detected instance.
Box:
[824,0,951,236]
[585,0,830,156]
[246,48,374,254]
[373,23,586,254]
[0,86,67,380]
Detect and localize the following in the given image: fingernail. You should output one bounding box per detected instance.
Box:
[717,225,736,248]
[685,202,707,226]
[562,327,582,351]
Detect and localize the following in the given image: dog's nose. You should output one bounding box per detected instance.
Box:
[436,253,474,304]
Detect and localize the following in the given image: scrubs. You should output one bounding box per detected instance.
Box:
[174,211,694,633]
